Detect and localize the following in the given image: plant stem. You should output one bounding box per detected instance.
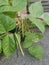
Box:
[27,0,29,14]
[15,33,24,56]
[22,19,24,37]
[13,33,19,57]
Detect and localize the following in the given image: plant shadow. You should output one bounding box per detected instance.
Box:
[0,53,4,60]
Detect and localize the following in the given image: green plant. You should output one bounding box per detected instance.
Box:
[0,0,49,60]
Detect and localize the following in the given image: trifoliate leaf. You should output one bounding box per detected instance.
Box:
[0,0,9,6]
[28,45,43,60]
[23,32,43,48]
[29,1,43,17]
[2,34,16,57]
[12,0,27,12]
[0,14,16,34]
[28,15,45,33]
[42,14,49,25]
[0,0,27,12]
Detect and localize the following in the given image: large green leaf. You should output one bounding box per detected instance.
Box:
[28,15,45,33]
[42,14,49,25]
[28,45,43,60]
[0,6,17,12]
[0,0,9,6]
[0,40,2,53]
[4,12,16,18]
[29,1,43,17]
[12,0,27,12]
[2,34,16,57]
[0,14,16,34]
[23,32,43,48]
[0,0,27,12]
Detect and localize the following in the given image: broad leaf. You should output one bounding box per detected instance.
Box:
[0,6,17,13]
[42,14,49,25]
[23,32,43,48]
[29,1,43,17]
[0,0,27,12]
[12,0,27,12]
[0,40,2,53]
[0,6,17,12]
[2,34,16,57]
[28,15,45,33]
[0,14,16,34]
[28,45,43,60]
[4,12,16,18]
[0,0,9,6]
